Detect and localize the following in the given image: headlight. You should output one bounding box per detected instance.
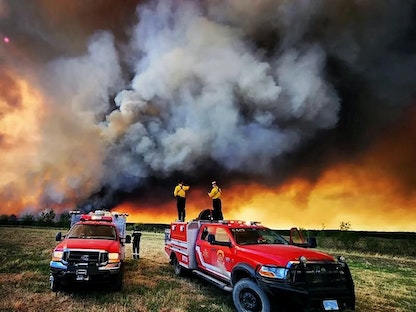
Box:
[337,255,346,267]
[52,250,63,261]
[337,255,346,263]
[258,265,288,279]
[108,252,120,263]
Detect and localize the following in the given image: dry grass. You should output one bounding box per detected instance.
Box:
[0,227,415,312]
[320,249,416,312]
[0,227,233,312]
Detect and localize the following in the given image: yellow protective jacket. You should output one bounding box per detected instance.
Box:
[208,186,221,199]
[174,184,190,198]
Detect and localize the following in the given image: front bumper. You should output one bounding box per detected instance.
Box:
[50,260,121,282]
[258,276,355,311]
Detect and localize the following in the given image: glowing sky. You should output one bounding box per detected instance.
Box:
[1,0,416,231]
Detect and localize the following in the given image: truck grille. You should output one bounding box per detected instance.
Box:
[63,250,108,265]
[289,263,348,287]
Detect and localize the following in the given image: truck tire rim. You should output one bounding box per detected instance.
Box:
[240,289,261,311]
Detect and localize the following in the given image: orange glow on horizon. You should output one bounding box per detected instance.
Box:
[115,163,416,232]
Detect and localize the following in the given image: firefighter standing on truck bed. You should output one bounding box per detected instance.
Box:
[208,181,223,220]
[173,181,190,222]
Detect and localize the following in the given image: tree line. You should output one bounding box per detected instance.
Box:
[0,210,70,227]
[0,210,170,231]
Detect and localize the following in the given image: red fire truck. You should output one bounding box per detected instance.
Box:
[165,216,355,312]
[50,210,130,291]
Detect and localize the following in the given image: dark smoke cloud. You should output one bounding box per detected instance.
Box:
[1,0,416,211]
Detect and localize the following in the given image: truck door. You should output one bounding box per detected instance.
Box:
[196,225,215,269]
[211,227,233,278]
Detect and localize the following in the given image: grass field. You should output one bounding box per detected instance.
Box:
[0,226,415,312]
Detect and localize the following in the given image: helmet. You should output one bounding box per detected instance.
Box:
[212,181,216,185]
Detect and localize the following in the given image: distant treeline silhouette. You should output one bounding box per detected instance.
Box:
[1,211,414,257]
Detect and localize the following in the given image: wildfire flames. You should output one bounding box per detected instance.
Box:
[1,0,416,231]
[117,153,416,232]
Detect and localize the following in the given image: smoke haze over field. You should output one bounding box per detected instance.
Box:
[1,0,416,231]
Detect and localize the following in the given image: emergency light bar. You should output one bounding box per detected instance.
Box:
[219,220,244,225]
[71,210,128,219]
[219,220,262,226]
[79,214,113,222]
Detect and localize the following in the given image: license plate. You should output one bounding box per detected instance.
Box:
[323,300,339,311]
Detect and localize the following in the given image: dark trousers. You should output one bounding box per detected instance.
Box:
[133,239,140,259]
[177,196,186,221]
[212,198,223,220]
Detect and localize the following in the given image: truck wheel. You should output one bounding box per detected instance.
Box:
[112,272,123,291]
[233,278,270,312]
[172,254,184,276]
[50,274,61,292]
[112,265,124,291]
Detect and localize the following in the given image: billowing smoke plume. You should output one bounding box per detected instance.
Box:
[102,1,340,187]
[1,0,416,218]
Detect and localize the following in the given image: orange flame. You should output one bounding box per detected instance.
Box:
[0,70,105,216]
[0,73,44,212]
[116,164,416,232]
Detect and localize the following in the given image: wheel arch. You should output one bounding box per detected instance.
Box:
[169,250,178,264]
[231,263,256,285]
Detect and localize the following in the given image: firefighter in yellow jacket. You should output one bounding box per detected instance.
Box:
[174,181,190,221]
[208,181,223,220]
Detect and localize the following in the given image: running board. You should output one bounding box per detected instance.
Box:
[192,270,233,292]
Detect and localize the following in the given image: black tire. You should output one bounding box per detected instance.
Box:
[233,278,271,312]
[172,254,184,276]
[50,274,61,292]
[112,265,124,291]
[112,272,123,291]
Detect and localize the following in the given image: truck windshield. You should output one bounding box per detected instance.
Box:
[231,228,289,245]
[67,224,117,240]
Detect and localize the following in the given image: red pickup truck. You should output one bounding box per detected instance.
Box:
[165,216,355,311]
[50,210,130,291]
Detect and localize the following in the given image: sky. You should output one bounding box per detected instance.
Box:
[1,0,416,231]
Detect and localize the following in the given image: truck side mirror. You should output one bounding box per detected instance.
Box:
[290,227,305,245]
[125,235,131,244]
[55,232,62,241]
